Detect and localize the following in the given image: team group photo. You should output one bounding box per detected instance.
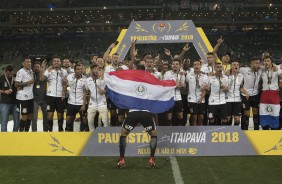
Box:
[0,0,282,183]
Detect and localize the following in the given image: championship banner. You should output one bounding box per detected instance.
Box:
[0,127,281,156]
[110,20,213,63]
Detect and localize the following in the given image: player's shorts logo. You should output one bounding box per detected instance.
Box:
[135,84,147,96]
[208,113,213,119]
[242,103,245,109]
[22,108,27,113]
[190,108,193,114]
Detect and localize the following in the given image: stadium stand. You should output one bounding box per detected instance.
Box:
[0,0,281,65]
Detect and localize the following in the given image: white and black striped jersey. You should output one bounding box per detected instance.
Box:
[261,69,282,91]
[85,77,107,107]
[185,71,208,103]
[15,68,34,100]
[226,73,244,102]
[163,70,185,101]
[44,68,68,97]
[201,63,214,74]
[239,67,263,96]
[208,75,229,105]
[67,73,86,105]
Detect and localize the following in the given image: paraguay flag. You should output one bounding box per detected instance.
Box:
[259,90,280,129]
[104,70,176,113]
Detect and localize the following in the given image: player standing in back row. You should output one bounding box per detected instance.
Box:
[40,57,68,131]
[15,57,34,132]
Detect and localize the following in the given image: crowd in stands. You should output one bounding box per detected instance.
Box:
[0,30,281,71]
[0,0,276,9]
[0,6,280,26]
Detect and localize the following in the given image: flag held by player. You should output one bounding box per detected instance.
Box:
[104,70,176,113]
[259,90,280,129]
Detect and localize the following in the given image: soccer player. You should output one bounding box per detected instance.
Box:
[64,64,87,131]
[40,57,68,132]
[201,52,217,125]
[207,63,229,125]
[180,58,191,126]
[0,65,19,132]
[201,52,216,76]
[117,65,157,168]
[85,54,98,76]
[62,58,74,74]
[260,56,282,130]
[105,52,128,126]
[186,60,208,126]
[85,64,108,131]
[239,57,263,130]
[226,60,246,126]
[15,57,34,132]
[163,59,185,126]
[213,36,231,73]
[145,55,162,79]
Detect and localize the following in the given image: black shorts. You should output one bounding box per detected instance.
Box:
[107,98,117,110]
[227,102,242,116]
[63,98,68,110]
[189,103,205,115]
[167,100,183,113]
[66,104,87,117]
[118,108,129,116]
[122,111,156,132]
[46,96,65,113]
[242,94,259,111]
[17,99,33,115]
[208,104,228,120]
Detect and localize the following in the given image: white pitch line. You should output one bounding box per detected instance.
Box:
[170,156,184,184]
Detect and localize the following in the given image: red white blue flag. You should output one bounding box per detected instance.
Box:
[259,90,280,129]
[104,70,176,113]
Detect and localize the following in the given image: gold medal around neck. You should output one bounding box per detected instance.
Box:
[67,87,70,91]
[9,89,13,92]
[36,85,40,89]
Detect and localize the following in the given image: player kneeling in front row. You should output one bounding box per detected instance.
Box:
[118,110,157,168]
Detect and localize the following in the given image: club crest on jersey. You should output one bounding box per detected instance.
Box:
[135,84,147,96]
